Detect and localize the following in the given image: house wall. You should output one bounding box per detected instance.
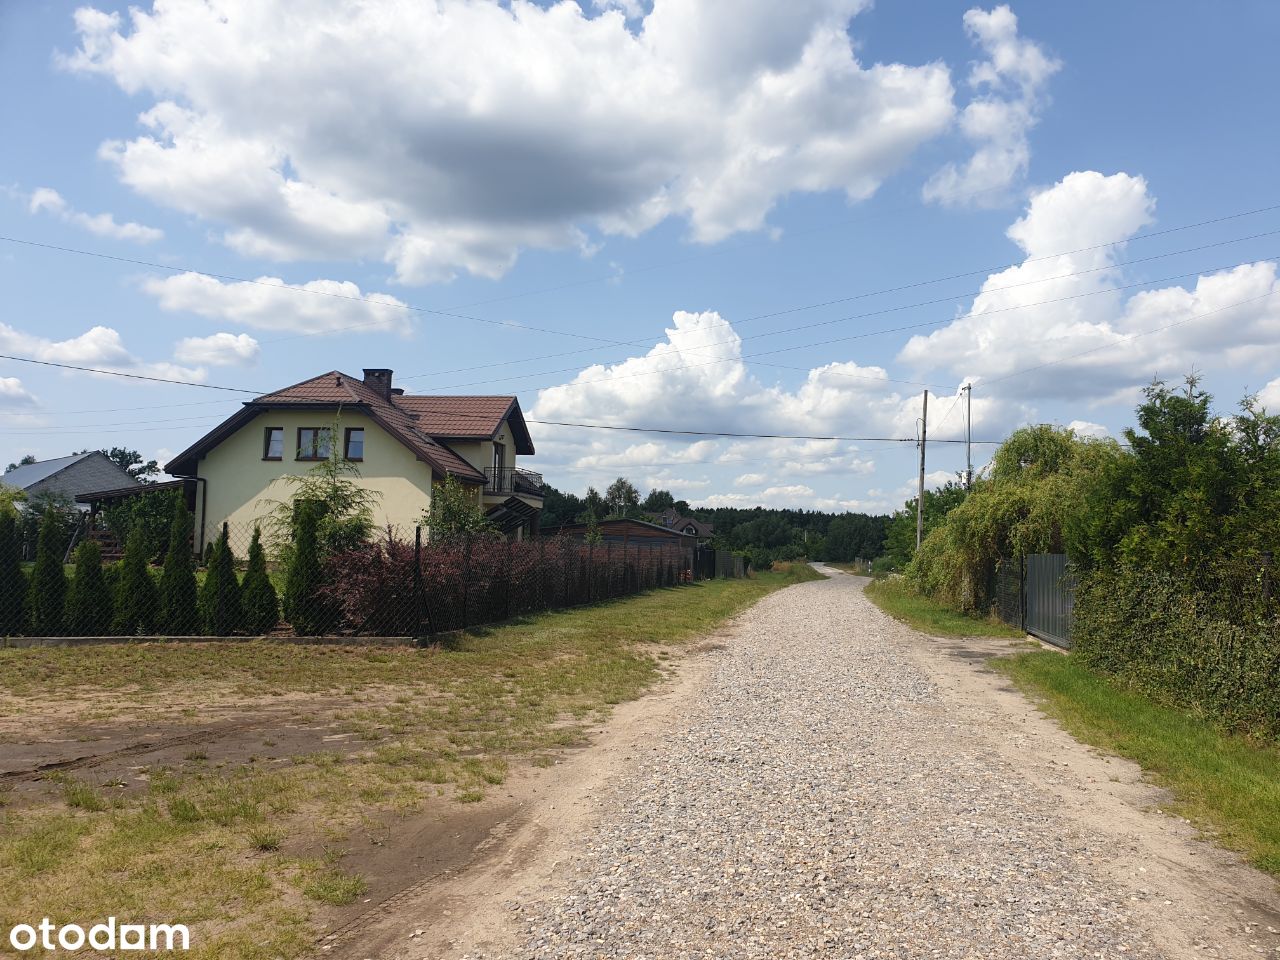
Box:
[193,409,435,548]
[448,418,516,477]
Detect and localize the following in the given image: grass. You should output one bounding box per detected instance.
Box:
[996,651,1280,876]
[0,567,816,959]
[863,576,1023,638]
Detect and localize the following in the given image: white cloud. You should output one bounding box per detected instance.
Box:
[923,5,1059,207]
[1067,419,1109,439]
[143,273,411,336]
[173,332,260,366]
[65,0,954,282]
[901,171,1280,398]
[734,472,767,486]
[28,186,163,243]
[0,377,37,408]
[1257,377,1280,412]
[0,322,203,383]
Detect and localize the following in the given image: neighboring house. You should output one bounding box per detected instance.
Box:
[549,517,697,549]
[164,368,542,548]
[0,451,140,507]
[650,507,714,541]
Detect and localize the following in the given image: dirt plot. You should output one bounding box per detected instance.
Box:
[0,572,812,959]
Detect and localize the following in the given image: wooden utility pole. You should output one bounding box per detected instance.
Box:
[964,383,973,488]
[916,389,928,550]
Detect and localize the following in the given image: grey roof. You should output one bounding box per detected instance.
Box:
[1,452,141,500]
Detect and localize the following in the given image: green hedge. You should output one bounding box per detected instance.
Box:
[1073,564,1280,740]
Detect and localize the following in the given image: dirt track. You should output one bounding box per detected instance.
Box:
[333,566,1280,960]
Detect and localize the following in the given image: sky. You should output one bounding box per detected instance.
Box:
[2,0,1279,514]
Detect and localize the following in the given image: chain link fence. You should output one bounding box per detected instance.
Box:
[0,503,711,642]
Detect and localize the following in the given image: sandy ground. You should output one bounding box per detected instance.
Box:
[327,565,1279,960]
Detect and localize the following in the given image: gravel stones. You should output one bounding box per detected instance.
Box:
[473,573,1154,959]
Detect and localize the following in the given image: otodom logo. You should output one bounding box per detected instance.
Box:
[7,918,190,952]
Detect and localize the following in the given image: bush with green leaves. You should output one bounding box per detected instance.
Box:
[240,526,279,635]
[0,510,26,635]
[28,507,68,635]
[158,497,199,635]
[66,539,112,636]
[114,526,159,635]
[199,522,242,635]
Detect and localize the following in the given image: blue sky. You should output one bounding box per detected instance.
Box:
[2,0,1279,513]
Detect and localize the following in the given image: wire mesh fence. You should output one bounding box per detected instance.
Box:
[0,505,716,641]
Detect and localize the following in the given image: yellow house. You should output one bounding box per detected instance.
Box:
[164,368,542,551]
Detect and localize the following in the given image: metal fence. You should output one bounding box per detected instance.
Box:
[0,503,748,641]
[993,553,1076,649]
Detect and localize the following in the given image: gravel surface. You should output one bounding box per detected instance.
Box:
[479,571,1155,959]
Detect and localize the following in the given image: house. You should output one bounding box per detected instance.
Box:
[1,451,141,507]
[650,506,714,541]
[549,516,697,549]
[164,368,542,549]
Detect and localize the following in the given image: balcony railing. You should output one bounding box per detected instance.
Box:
[485,466,544,499]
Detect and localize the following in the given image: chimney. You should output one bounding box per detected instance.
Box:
[362,368,393,400]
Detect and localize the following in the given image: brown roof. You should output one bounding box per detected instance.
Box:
[165,371,509,482]
[394,395,534,454]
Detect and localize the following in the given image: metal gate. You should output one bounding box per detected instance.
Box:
[1024,553,1075,649]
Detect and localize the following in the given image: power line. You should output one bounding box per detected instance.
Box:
[0,355,259,393]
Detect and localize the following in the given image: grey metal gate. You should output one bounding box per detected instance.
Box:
[1024,553,1075,648]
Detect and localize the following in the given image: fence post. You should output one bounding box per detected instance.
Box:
[606,541,613,598]
[413,525,433,639]
[538,537,547,611]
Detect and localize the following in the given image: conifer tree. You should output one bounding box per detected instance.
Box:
[28,508,68,635]
[66,540,112,635]
[240,526,279,635]
[284,502,327,635]
[0,511,26,635]
[199,522,242,635]
[158,497,199,635]
[114,526,159,635]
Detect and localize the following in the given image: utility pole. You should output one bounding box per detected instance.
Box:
[964,383,973,489]
[916,389,927,550]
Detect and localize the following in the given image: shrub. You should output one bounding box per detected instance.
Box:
[1072,561,1280,740]
[284,503,332,636]
[0,511,26,635]
[114,526,159,635]
[28,508,68,635]
[66,540,112,635]
[158,497,199,635]
[240,527,280,635]
[199,522,242,635]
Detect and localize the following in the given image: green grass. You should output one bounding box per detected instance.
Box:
[863,576,1023,638]
[996,651,1280,875]
[0,568,814,960]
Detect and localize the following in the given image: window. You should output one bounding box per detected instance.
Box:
[296,427,332,461]
[263,427,284,460]
[344,427,365,461]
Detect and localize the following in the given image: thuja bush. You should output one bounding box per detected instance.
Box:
[284,503,334,636]
[0,511,26,635]
[66,540,112,635]
[28,508,68,635]
[158,497,199,635]
[200,523,242,635]
[114,526,158,635]
[240,527,280,635]
[1073,561,1280,740]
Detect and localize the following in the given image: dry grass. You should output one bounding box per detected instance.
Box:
[0,569,812,959]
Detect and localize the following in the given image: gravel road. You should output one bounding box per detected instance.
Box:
[486,570,1156,959]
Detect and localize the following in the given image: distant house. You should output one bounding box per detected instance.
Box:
[549,516,697,549]
[650,507,714,541]
[164,368,542,548]
[1,452,140,507]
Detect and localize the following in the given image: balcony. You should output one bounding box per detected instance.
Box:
[485,466,544,500]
